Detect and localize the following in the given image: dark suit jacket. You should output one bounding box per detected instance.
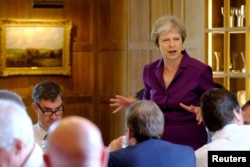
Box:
[108,139,195,167]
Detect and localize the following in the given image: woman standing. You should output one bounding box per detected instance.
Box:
[110,15,215,150]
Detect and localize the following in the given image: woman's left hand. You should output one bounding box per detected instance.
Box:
[179,103,202,125]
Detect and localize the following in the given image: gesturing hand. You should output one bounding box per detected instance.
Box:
[110,95,136,113]
[179,103,203,125]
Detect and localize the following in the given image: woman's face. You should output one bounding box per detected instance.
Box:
[158,29,183,61]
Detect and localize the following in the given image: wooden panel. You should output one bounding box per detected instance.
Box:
[173,0,185,18]
[128,0,149,97]
[68,52,94,94]
[183,0,205,61]
[98,51,127,94]
[0,0,31,18]
[129,0,150,42]
[98,0,127,49]
[64,103,94,123]
[98,100,126,144]
[151,0,173,23]
[129,50,150,96]
[97,0,128,144]
[64,0,94,43]
[110,1,127,42]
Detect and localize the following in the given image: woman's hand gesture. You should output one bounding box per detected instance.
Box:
[179,103,203,125]
[110,95,136,113]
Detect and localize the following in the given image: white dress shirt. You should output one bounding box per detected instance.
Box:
[195,124,250,167]
[33,123,47,148]
[23,143,45,167]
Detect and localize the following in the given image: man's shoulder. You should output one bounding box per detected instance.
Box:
[109,139,195,167]
[111,139,194,154]
[151,139,194,150]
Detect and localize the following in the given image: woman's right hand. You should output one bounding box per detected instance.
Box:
[110,95,136,113]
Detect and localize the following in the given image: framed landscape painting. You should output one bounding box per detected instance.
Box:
[0,18,72,76]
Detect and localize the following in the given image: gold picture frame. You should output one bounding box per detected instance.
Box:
[0,18,72,76]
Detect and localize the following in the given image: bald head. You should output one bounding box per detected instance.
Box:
[44,116,107,167]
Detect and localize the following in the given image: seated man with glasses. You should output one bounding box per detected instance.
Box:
[32,80,64,148]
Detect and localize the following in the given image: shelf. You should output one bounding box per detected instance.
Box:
[213,71,250,78]
[205,0,249,103]
[205,27,250,33]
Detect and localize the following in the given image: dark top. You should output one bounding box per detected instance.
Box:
[142,50,215,150]
[108,139,195,167]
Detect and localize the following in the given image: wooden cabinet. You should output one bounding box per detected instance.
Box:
[205,0,250,105]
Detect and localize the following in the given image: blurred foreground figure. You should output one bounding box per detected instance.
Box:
[43,116,108,167]
[0,89,25,108]
[0,100,44,167]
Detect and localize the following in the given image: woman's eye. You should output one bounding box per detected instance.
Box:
[163,39,170,42]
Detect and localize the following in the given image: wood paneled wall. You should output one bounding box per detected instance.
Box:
[0,0,124,145]
[0,0,203,145]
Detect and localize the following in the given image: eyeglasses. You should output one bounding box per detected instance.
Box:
[36,103,64,116]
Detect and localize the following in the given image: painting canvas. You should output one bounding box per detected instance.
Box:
[0,19,72,76]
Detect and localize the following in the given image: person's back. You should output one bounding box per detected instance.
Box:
[109,138,195,167]
[195,88,250,167]
[43,116,108,167]
[108,100,195,167]
[196,124,250,166]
